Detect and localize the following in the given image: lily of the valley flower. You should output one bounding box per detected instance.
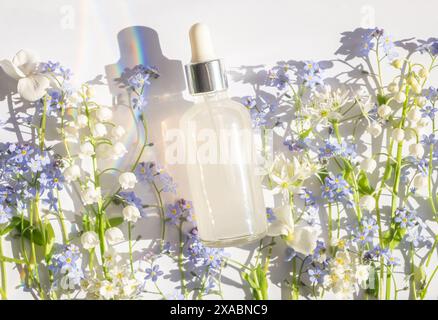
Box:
[266,205,320,256]
[0,49,49,101]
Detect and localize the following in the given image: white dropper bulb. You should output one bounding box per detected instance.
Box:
[189,23,216,63]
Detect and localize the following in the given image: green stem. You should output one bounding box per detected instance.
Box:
[0,237,7,300]
[198,265,211,300]
[428,143,437,216]
[410,244,417,300]
[425,238,437,267]
[28,203,43,299]
[421,265,438,299]
[375,38,384,95]
[291,258,299,300]
[56,190,69,244]
[39,96,47,150]
[386,87,410,300]
[178,221,187,297]
[128,222,134,275]
[385,265,392,300]
[374,195,384,300]
[336,202,341,240]
[60,106,72,159]
[328,203,333,253]
[152,182,166,245]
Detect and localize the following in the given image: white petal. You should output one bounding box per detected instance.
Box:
[288,226,320,256]
[274,205,294,230]
[12,49,39,75]
[267,205,294,237]
[0,59,25,79]
[267,220,290,237]
[17,75,49,101]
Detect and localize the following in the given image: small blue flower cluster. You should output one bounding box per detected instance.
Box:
[321,174,353,207]
[135,161,177,194]
[40,61,73,81]
[39,61,73,116]
[266,66,291,90]
[185,230,226,273]
[0,143,64,222]
[183,230,227,295]
[165,198,194,224]
[359,28,398,61]
[394,208,427,247]
[49,244,83,291]
[353,217,378,246]
[318,139,357,161]
[121,65,159,111]
[299,60,324,89]
[364,245,400,266]
[283,137,310,153]
[241,95,278,127]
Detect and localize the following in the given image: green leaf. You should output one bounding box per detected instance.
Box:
[13,217,45,246]
[383,227,405,250]
[357,170,374,195]
[317,170,329,184]
[382,164,393,182]
[299,128,312,139]
[377,94,389,106]
[0,218,21,236]
[256,265,268,300]
[242,271,258,290]
[108,217,124,228]
[414,265,426,289]
[44,221,55,262]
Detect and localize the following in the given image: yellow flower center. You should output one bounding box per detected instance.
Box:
[286,232,294,243]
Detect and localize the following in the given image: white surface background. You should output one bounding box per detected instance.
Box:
[1,0,438,300]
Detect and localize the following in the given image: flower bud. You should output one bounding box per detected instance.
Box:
[111,142,128,160]
[105,227,125,245]
[394,91,406,103]
[81,231,99,250]
[377,104,392,119]
[123,205,141,223]
[367,122,382,138]
[360,158,377,173]
[76,114,88,128]
[404,126,417,141]
[359,195,375,211]
[419,68,429,78]
[111,125,126,140]
[415,96,427,107]
[119,172,137,190]
[407,74,418,86]
[96,107,113,122]
[91,123,107,138]
[411,82,422,94]
[79,141,95,159]
[86,86,95,98]
[408,143,424,159]
[391,59,403,69]
[407,108,422,123]
[391,128,405,142]
[387,82,398,93]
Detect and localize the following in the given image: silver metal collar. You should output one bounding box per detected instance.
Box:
[185,59,228,95]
